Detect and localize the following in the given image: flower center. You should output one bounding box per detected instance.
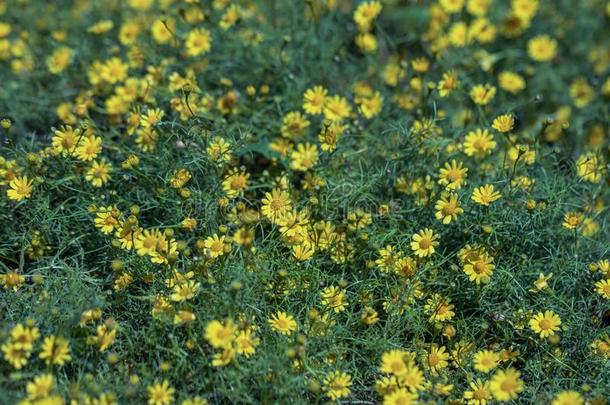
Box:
[539,319,552,330]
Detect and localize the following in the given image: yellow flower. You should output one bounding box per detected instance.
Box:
[222,169,250,198]
[426,345,450,373]
[52,125,82,155]
[323,95,352,121]
[86,160,112,187]
[425,293,455,322]
[2,341,30,369]
[470,17,497,43]
[203,234,229,259]
[438,70,460,97]
[528,35,557,62]
[292,240,315,261]
[322,370,352,400]
[101,57,129,84]
[410,228,439,258]
[439,160,468,190]
[303,85,327,115]
[170,280,200,302]
[204,319,236,349]
[140,108,165,129]
[95,323,117,352]
[562,211,583,229]
[26,373,54,400]
[512,0,539,21]
[7,175,33,201]
[489,368,524,401]
[10,323,40,350]
[318,122,345,152]
[449,22,469,47]
[379,349,414,376]
[411,57,430,73]
[491,114,515,133]
[234,328,260,357]
[530,272,553,293]
[376,245,398,273]
[219,5,241,30]
[463,378,492,405]
[151,18,175,45]
[1,270,26,291]
[570,78,594,108]
[583,217,601,237]
[473,350,499,373]
[467,0,492,16]
[353,1,382,31]
[595,279,610,299]
[128,0,154,11]
[464,129,496,158]
[383,387,418,405]
[0,22,11,37]
[185,28,212,56]
[440,0,465,13]
[321,286,348,313]
[212,347,235,367]
[261,188,292,222]
[207,137,232,162]
[358,91,383,118]
[147,380,175,405]
[435,193,463,224]
[575,152,605,183]
[39,335,71,366]
[355,32,378,53]
[136,128,159,152]
[119,21,141,45]
[498,71,526,93]
[47,46,73,74]
[233,227,255,247]
[463,252,494,284]
[383,62,406,87]
[134,228,163,257]
[94,205,121,234]
[591,335,610,358]
[75,135,102,161]
[268,311,298,335]
[529,310,562,338]
[173,310,196,326]
[471,184,501,206]
[470,83,496,105]
[290,143,318,171]
[281,111,310,138]
[552,390,584,405]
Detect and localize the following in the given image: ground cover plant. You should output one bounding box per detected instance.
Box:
[0,0,609,403]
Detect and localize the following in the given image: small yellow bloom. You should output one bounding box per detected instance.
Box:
[471,184,501,206]
[410,228,440,258]
[473,350,499,373]
[268,311,298,335]
[491,114,515,133]
[147,380,175,405]
[528,35,557,62]
[489,368,524,401]
[595,279,610,299]
[39,335,71,366]
[470,84,496,105]
[529,310,562,338]
[322,370,352,400]
[303,85,327,115]
[7,175,33,201]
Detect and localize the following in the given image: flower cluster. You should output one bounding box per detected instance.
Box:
[0,0,608,403]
